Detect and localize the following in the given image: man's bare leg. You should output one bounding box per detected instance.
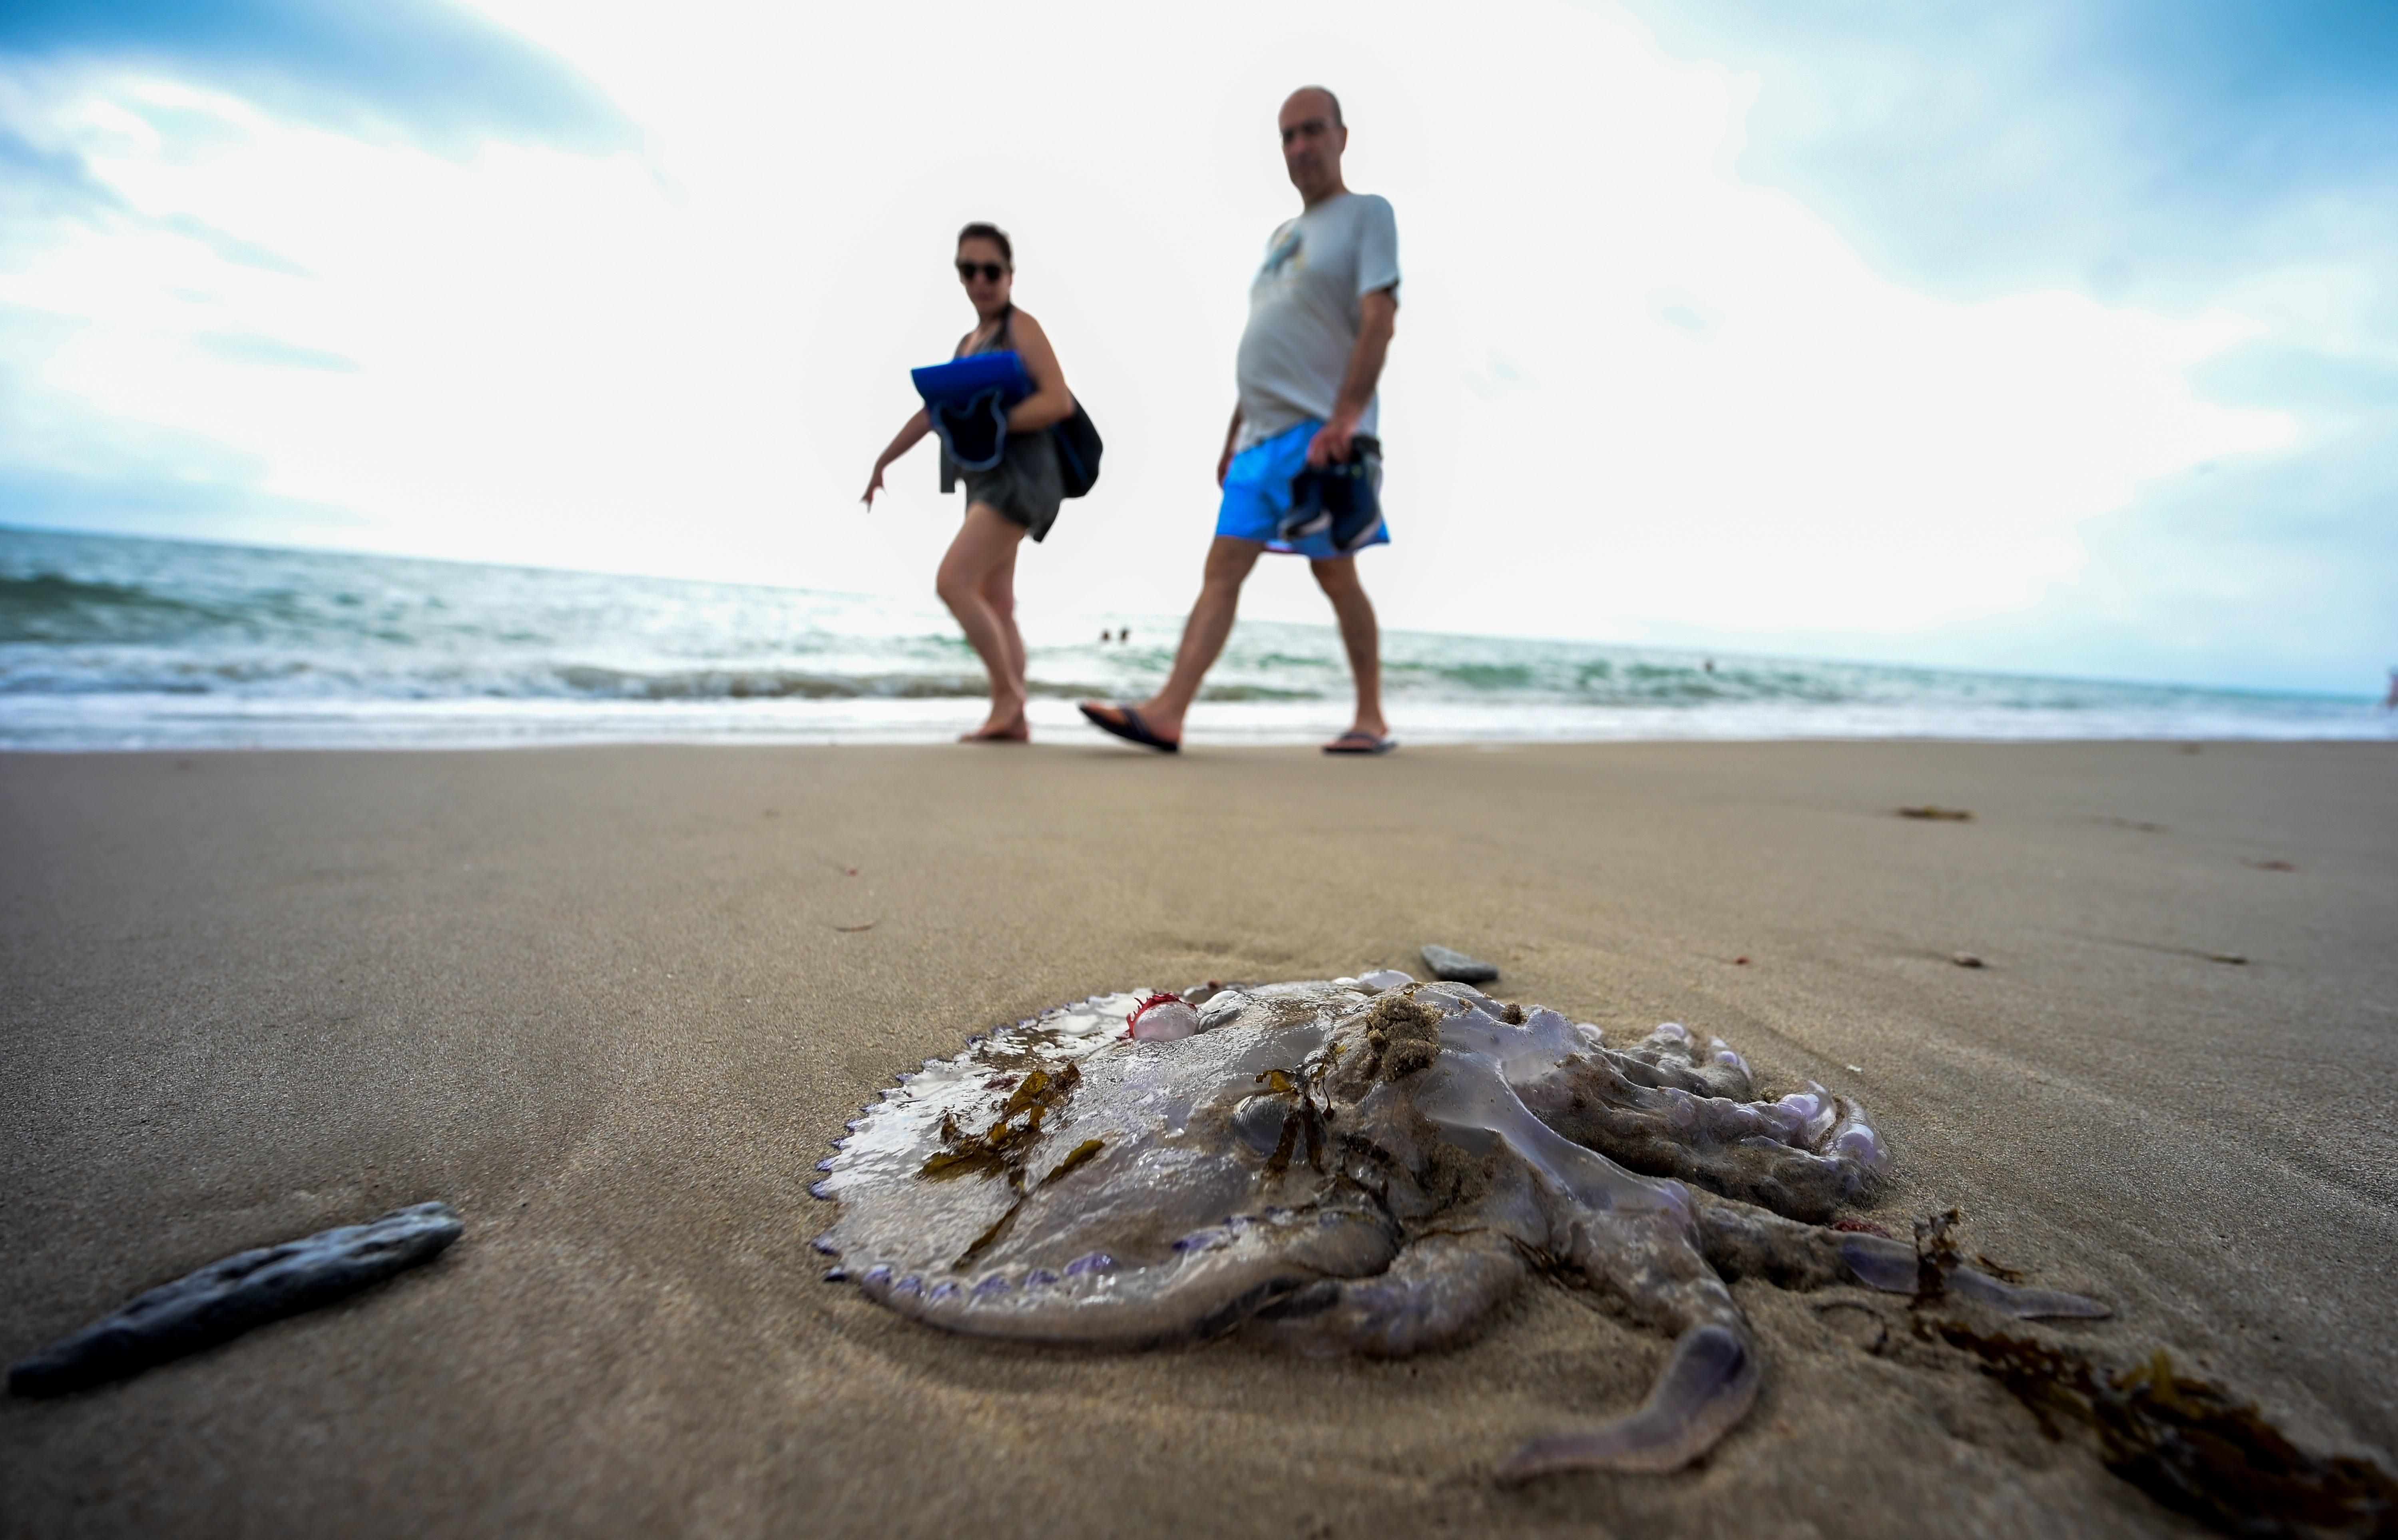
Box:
[1086,536,1262,744]
[1310,554,1388,744]
[937,503,1031,741]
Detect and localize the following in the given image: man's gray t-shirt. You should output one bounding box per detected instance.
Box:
[1234,192,1400,452]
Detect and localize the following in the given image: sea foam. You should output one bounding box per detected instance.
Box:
[2,526,2383,750]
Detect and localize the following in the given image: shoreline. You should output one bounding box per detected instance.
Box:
[4,711,2392,755]
[4,740,2392,1536]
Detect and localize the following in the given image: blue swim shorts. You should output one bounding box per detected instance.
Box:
[1215,419,1391,558]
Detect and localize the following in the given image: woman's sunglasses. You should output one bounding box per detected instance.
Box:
[956,261,1007,283]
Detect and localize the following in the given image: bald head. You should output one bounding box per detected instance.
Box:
[1285,85,1342,128]
[1278,86,1349,207]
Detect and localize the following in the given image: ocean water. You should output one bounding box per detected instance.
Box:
[0,526,2384,750]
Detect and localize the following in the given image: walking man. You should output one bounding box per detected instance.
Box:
[1081,86,1400,754]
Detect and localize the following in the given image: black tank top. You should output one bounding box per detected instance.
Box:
[955,305,1013,359]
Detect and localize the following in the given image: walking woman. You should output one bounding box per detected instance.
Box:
[862,223,1076,743]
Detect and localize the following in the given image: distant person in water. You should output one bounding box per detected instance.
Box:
[1080,86,1400,755]
[2384,669,2398,711]
[862,222,1076,743]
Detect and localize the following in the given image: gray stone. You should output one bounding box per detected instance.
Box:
[1420,944,1498,984]
[8,1201,462,1397]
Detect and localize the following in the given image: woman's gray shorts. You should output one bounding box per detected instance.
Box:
[948,429,1063,543]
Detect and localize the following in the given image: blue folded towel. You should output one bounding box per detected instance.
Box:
[914,352,1031,474]
[912,351,1030,409]
[931,391,1012,472]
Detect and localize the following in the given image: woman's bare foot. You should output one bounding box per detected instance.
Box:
[961,707,1030,743]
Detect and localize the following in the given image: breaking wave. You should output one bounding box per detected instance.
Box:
[0,526,2382,749]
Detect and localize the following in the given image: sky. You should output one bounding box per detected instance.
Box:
[0,0,2390,695]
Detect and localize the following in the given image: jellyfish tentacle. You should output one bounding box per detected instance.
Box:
[1689,1190,2111,1320]
[1603,1022,1757,1100]
[1501,1203,1761,1478]
[1518,1057,1882,1223]
[1497,1321,1760,1481]
[1243,1229,1528,1359]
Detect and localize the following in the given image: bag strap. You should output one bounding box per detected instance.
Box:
[955,303,1015,359]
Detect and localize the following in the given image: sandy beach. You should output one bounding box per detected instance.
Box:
[2,739,2392,1538]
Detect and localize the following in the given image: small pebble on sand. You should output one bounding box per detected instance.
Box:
[1953,952,1985,968]
[1420,944,1499,984]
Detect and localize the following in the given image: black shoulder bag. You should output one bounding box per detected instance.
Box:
[1052,399,1103,500]
[998,308,1103,499]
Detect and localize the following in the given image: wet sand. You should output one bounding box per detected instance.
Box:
[2,739,2393,1538]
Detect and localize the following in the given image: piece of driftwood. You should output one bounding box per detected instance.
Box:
[8,1201,462,1397]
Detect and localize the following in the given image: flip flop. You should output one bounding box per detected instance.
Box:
[1079,702,1179,753]
[1322,730,1397,755]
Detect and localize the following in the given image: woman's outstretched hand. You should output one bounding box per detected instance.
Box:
[867,408,932,508]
